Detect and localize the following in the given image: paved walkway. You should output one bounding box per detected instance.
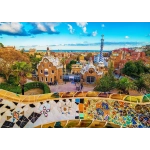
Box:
[50,82,95,92]
[24,88,43,95]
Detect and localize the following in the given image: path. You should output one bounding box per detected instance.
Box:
[50,82,95,92]
[24,88,43,95]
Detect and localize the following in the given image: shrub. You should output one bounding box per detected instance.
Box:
[0,83,21,94]
[0,82,50,94]
[24,82,50,93]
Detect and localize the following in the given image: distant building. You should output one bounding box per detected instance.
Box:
[79,55,84,61]
[37,47,63,84]
[29,48,36,56]
[110,48,150,74]
[71,64,82,74]
[36,54,42,58]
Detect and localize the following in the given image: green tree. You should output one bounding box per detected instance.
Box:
[122,61,138,77]
[145,49,150,56]
[94,63,116,92]
[122,60,150,78]
[134,60,149,75]
[29,54,42,71]
[115,77,136,94]
[134,76,147,94]
[12,61,32,84]
[94,75,115,92]
[66,60,77,72]
[0,43,4,47]
[20,48,25,53]
[141,73,150,93]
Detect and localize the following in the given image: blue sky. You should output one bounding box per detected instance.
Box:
[0,22,150,50]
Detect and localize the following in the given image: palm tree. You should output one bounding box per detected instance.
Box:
[115,77,136,94]
[61,57,66,74]
[12,62,32,95]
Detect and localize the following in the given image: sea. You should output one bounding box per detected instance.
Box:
[25,50,112,53]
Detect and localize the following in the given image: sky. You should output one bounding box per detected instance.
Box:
[0,22,150,50]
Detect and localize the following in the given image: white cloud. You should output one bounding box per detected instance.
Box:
[49,25,55,32]
[76,22,88,27]
[67,24,75,34]
[92,30,97,36]
[101,24,105,28]
[125,36,129,39]
[36,22,46,32]
[82,26,87,33]
[46,22,60,32]
[76,22,88,33]
[0,22,22,33]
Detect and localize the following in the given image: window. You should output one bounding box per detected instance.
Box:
[44,69,48,75]
[41,70,43,73]
[52,70,54,73]
[60,76,62,79]
[45,77,47,82]
[42,77,43,81]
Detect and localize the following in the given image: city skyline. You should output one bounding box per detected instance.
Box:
[0,22,150,50]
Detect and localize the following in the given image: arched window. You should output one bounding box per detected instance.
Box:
[44,69,48,75]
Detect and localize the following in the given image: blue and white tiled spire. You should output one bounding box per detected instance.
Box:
[99,34,104,63]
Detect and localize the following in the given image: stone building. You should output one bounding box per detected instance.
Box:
[37,47,63,84]
[80,57,107,84]
[71,64,82,74]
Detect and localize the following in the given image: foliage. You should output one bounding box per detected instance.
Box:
[94,75,115,92]
[140,74,150,93]
[0,48,30,81]
[94,63,116,92]
[0,59,12,81]
[7,75,18,85]
[12,61,32,76]
[66,60,77,71]
[134,77,146,93]
[11,61,32,84]
[115,77,136,94]
[29,54,42,71]
[145,49,150,56]
[122,60,150,78]
[0,43,4,47]
[20,48,25,53]
[0,83,22,94]
[0,48,29,63]
[0,82,50,94]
